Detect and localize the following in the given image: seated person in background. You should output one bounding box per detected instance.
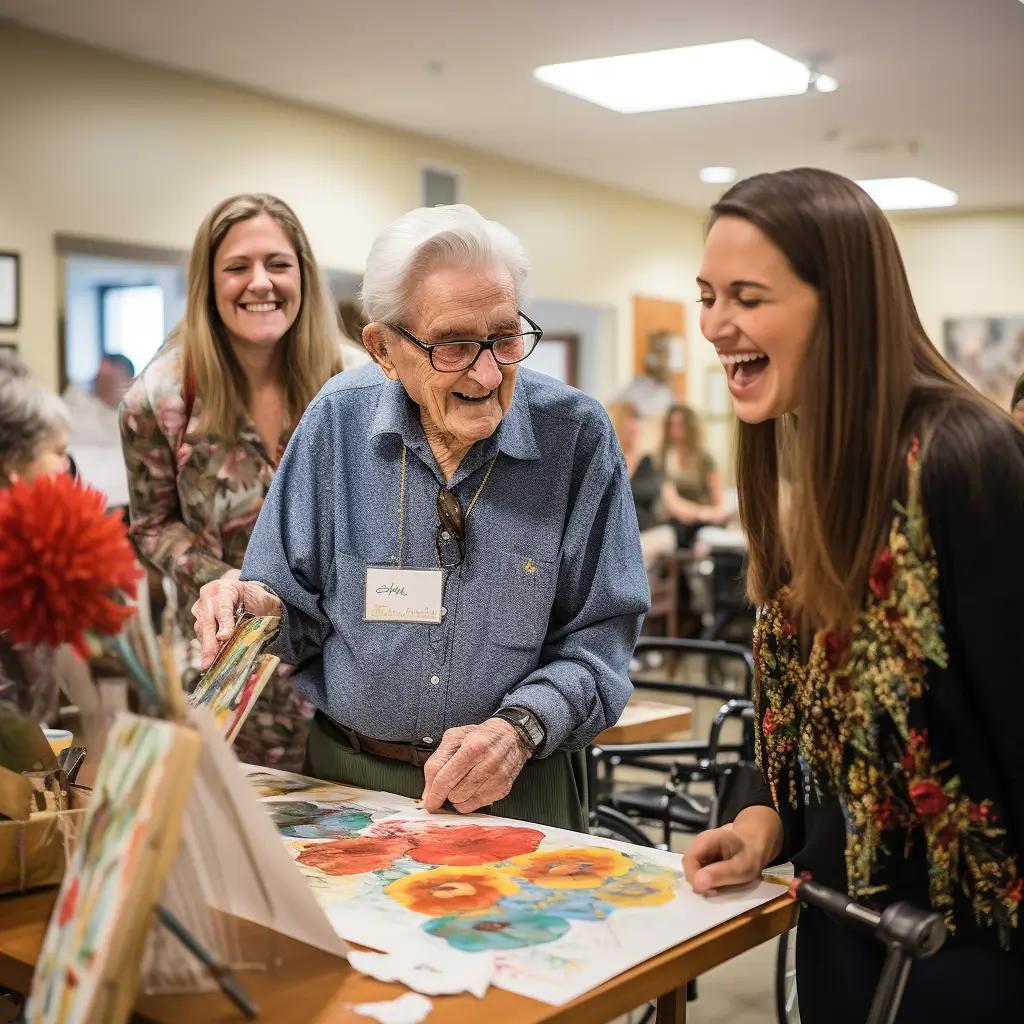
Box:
[658,404,725,547]
[1012,370,1024,428]
[63,353,135,512]
[606,399,676,569]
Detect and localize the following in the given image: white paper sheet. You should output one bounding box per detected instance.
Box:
[245,765,782,1007]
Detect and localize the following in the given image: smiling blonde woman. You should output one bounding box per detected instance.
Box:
[119,192,341,769]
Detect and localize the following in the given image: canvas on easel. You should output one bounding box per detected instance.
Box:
[27,706,348,1024]
[27,714,201,1024]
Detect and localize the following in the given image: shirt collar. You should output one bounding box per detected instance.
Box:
[369,374,542,467]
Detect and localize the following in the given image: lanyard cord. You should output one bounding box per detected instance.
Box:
[395,444,495,567]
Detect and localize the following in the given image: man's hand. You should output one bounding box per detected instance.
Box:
[421,718,531,815]
[192,576,282,670]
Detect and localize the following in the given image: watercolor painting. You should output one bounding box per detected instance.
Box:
[247,766,782,1006]
[28,716,191,1024]
[188,615,280,741]
[244,767,359,802]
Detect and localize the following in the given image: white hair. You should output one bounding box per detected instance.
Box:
[360,204,531,324]
[0,372,69,474]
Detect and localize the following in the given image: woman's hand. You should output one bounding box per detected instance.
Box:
[421,719,531,814]
[683,806,784,896]
[192,576,282,670]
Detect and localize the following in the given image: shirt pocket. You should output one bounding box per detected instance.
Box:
[487,549,556,652]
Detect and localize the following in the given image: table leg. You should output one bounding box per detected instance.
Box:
[656,985,687,1024]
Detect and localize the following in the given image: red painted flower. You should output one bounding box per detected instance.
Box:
[1004,878,1023,904]
[824,631,849,668]
[0,475,141,656]
[869,549,895,601]
[762,708,777,735]
[909,780,949,818]
[297,836,413,875]
[406,824,544,866]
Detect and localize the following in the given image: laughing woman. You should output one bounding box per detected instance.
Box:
[119,193,341,769]
[683,169,1024,1022]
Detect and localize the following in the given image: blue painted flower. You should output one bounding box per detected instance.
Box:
[267,801,374,838]
[424,909,570,952]
[500,881,616,921]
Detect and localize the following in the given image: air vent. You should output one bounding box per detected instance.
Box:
[421,166,460,208]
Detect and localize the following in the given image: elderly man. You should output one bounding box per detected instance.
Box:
[193,204,649,831]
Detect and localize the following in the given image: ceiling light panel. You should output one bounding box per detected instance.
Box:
[855,177,959,211]
[534,39,835,114]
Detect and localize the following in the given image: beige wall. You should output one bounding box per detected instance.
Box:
[892,211,1024,349]
[0,22,706,399]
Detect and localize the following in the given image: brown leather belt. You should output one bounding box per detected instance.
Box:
[318,711,436,767]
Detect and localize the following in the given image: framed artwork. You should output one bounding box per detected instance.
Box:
[943,317,1024,409]
[0,253,19,328]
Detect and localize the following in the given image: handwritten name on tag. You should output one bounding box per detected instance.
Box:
[364,567,444,624]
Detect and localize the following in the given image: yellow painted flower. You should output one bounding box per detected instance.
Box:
[596,867,678,907]
[385,866,519,917]
[506,847,633,889]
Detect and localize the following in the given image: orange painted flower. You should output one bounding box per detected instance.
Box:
[407,824,544,866]
[385,866,519,916]
[506,847,633,889]
[296,836,412,875]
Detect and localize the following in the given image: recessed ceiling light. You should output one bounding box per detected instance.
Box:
[534,39,837,114]
[855,177,959,211]
[699,166,738,184]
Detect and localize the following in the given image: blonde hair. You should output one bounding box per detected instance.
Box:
[661,404,704,466]
[179,193,341,440]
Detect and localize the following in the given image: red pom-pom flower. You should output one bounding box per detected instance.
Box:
[0,474,142,657]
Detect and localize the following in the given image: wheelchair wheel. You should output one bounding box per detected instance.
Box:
[775,928,799,1023]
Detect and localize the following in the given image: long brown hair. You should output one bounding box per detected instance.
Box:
[178,193,341,439]
[661,404,704,468]
[715,168,997,630]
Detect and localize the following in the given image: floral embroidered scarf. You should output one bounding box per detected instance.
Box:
[754,438,1021,946]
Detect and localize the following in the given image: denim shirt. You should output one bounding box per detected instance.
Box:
[240,363,649,757]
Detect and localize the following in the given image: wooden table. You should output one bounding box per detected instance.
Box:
[0,889,796,1024]
[595,701,692,746]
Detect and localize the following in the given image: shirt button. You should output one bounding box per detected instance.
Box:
[422,737,434,745]
[430,675,440,685]
[441,531,451,540]
[441,606,447,617]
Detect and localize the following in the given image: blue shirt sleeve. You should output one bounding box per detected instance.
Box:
[500,427,649,754]
[240,396,336,667]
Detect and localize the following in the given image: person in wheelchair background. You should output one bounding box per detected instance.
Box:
[683,168,1024,1023]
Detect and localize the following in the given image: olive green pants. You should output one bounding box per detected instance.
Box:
[305,712,588,833]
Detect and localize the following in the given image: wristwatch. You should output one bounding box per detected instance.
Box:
[492,707,546,754]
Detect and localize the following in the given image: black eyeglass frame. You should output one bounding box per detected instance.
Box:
[435,487,466,569]
[386,310,544,373]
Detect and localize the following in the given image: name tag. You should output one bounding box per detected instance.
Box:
[364,566,444,624]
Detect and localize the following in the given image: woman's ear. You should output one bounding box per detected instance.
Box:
[363,324,400,382]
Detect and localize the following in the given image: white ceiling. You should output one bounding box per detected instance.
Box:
[3,0,1023,212]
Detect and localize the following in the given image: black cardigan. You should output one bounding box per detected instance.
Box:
[742,408,1024,959]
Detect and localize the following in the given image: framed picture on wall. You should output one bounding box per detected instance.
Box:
[943,316,1024,409]
[0,252,19,328]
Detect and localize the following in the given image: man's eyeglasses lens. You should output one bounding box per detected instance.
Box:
[430,329,540,372]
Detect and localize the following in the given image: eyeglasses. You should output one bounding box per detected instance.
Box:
[387,310,543,373]
[436,487,466,569]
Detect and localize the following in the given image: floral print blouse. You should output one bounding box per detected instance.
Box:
[753,436,1022,952]
[119,343,309,770]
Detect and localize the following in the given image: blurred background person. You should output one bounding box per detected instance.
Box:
[63,352,135,513]
[658,403,725,549]
[119,192,342,770]
[606,399,676,569]
[1012,369,1024,428]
